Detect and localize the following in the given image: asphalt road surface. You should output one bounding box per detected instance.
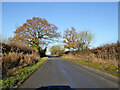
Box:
[19,57,118,89]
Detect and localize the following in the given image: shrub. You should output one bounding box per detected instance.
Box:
[64,41,119,66]
[2,41,41,75]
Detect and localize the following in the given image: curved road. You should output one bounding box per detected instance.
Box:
[19,57,118,89]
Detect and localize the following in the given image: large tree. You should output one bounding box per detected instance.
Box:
[63,27,78,51]
[77,30,95,50]
[9,17,60,55]
[63,27,95,51]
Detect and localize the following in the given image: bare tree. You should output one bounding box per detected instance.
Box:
[77,30,95,50]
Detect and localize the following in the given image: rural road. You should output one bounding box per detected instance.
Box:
[19,57,118,89]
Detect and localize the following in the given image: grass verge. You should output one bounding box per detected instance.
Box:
[61,57,120,77]
[1,57,48,89]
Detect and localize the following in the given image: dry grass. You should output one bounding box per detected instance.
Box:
[89,42,119,66]
[91,42,119,60]
[1,40,48,88]
[62,42,120,76]
[2,41,35,54]
[63,41,120,67]
[62,57,119,77]
[1,41,40,75]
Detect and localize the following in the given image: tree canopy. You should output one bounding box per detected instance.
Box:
[9,17,60,52]
[50,45,64,55]
[77,30,95,50]
[63,27,95,51]
[63,27,78,50]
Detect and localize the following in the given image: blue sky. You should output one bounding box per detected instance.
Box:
[2,2,118,54]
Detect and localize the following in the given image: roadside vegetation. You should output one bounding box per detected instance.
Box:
[2,41,39,74]
[2,57,47,88]
[1,40,48,88]
[62,57,119,77]
[50,27,120,77]
[9,17,61,57]
[62,45,119,77]
[1,16,119,89]
[49,45,65,56]
[62,42,119,67]
[1,17,60,89]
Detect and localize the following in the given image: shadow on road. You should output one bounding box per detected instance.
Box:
[48,56,59,58]
[35,85,74,90]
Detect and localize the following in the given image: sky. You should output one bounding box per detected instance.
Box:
[2,2,118,54]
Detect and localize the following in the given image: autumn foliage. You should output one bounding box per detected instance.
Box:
[50,45,65,55]
[9,17,60,56]
[2,41,40,75]
[63,27,94,51]
[63,41,120,66]
[63,27,78,50]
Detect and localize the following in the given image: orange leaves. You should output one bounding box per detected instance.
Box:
[32,17,36,21]
[39,18,42,23]
[26,19,31,22]
[36,17,39,20]
[63,27,77,50]
[26,27,29,30]
[70,31,72,34]
[56,33,59,35]
[23,23,28,27]
[63,28,95,51]
[44,30,47,32]
[46,33,50,36]
[63,40,66,43]
[44,20,47,24]
[10,17,60,50]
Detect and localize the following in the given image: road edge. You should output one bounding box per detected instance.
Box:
[61,57,119,82]
[17,58,48,89]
